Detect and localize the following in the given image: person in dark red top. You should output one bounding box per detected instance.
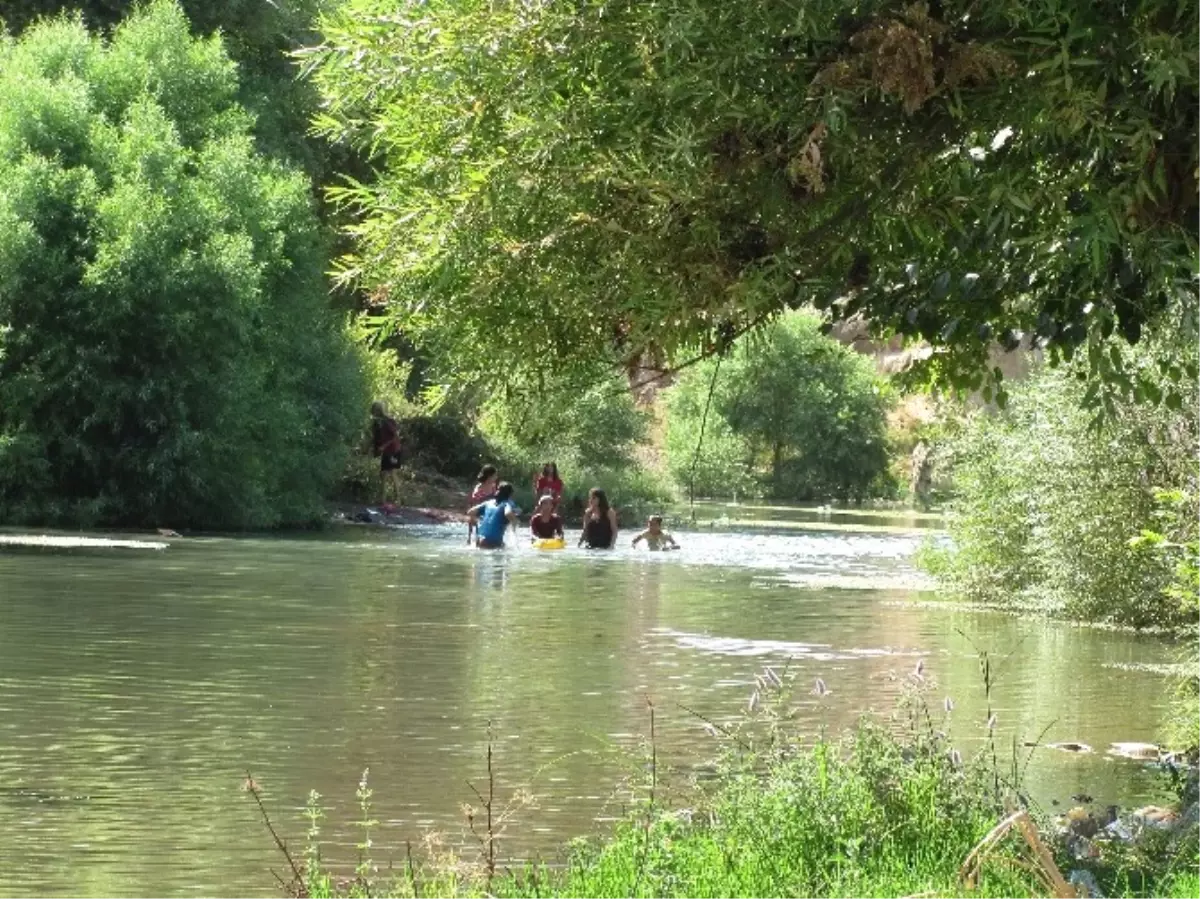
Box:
[369,400,403,504]
[529,494,564,541]
[533,462,563,510]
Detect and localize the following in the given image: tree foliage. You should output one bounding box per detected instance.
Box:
[477,372,665,508]
[1130,484,1200,751]
[308,0,1198,402]
[921,340,1199,630]
[665,314,893,502]
[0,1,366,529]
[1,0,344,176]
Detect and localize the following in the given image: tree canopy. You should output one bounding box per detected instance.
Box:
[665,313,893,502]
[309,0,1198,406]
[0,0,365,528]
[2,0,342,175]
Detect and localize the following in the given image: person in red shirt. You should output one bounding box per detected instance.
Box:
[529,494,564,541]
[533,462,563,510]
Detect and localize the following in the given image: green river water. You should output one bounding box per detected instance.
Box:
[0,508,1177,897]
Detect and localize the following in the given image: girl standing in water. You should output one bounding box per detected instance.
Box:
[578,487,619,549]
[533,462,564,510]
[471,465,499,504]
[468,465,499,543]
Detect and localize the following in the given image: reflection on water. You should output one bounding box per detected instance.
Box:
[0,522,1175,897]
[677,499,946,534]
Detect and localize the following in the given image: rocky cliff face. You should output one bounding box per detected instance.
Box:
[828,317,1039,401]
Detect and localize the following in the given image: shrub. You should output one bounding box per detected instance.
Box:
[398,415,492,480]
[0,2,366,529]
[924,349,1198,631]
[664,313,895,502]
[477,372,672,511]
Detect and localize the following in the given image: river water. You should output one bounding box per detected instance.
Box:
[0,510,1176,897]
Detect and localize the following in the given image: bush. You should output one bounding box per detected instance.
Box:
[923,350,1199,631]
[0,2,366,529]
[398,415,492,480]
[664,313,895,502]
[477,372,673,512]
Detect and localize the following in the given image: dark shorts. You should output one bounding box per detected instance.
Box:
[476,537,504,549]
[380,452,402,472]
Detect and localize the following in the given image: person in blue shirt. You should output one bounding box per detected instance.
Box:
[468,482,520,549]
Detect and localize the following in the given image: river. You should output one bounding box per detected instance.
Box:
[0,510,1176,896]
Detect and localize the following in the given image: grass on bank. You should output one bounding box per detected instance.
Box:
[249,674,1199,899]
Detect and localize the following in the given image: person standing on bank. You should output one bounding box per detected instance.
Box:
[468,482,520,549]
[369,401,403,504]
[579,487,618,548]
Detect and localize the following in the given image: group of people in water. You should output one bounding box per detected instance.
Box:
[369,401,680,552]
[468,463,679,552]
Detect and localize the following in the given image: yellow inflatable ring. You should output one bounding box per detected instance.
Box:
[533,537,566,550]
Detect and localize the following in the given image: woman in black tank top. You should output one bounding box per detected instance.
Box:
[579,487,618,548]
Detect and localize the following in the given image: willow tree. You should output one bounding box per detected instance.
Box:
[308,0,1197,407]
[0,1,366,528]
[1,0,345,177]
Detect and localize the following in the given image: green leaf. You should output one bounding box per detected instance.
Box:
[931,272,951,300]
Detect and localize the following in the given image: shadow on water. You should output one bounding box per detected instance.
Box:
[0,516,1176,896]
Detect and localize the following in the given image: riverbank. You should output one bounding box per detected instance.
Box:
[261,684,1199,899]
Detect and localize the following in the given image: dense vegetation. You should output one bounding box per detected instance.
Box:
[920,343,1198,632]
[0,0,337,175]
[664,313,894,502]
[309,0,1197,414]
[918,337,1199,751]
[477,372,672,512]
[0,1,365,528]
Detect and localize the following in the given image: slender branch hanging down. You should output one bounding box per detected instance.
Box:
[310,0,1198,412]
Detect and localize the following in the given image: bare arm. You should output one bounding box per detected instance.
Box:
[631,529,646,547]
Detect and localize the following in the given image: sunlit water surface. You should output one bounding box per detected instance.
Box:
[0,511,1174,896]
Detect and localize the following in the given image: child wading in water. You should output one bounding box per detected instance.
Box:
[468,482,520,549]
[632,515,680,551]
[529,494,564,541]
[467,465,499,543]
